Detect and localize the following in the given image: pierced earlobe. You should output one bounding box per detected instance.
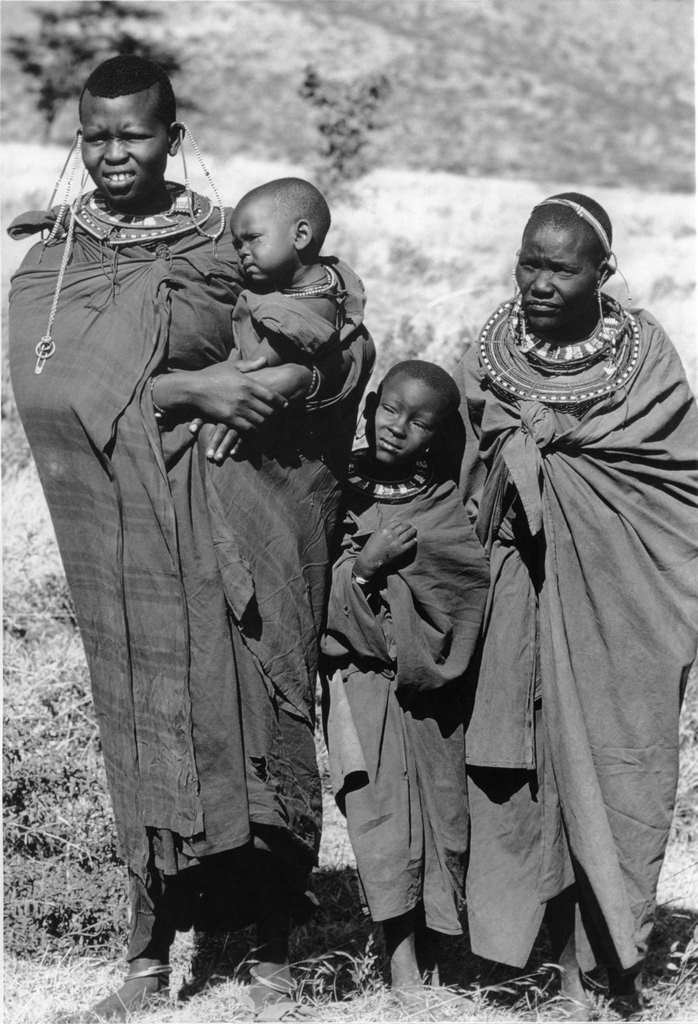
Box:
[168,122,185,157]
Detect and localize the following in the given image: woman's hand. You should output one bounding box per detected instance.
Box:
[185,361,315,462]
[354,518,418,582]
[152,356,287,431]
[247,363,314,403]
[202,423,242,463]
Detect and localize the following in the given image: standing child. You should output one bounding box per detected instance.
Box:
[321,360,489,995]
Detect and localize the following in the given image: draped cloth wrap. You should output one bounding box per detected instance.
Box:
[204,259,375,725]
[458,308,698,970]
[8,200,373,891]
[321,474,489,932]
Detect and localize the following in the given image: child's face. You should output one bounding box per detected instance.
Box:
[231,196,299,287]
[369,375,447,468]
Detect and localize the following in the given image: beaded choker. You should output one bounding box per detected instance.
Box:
[74,183,213,245]
[346,450,431,502]
[479,297,641,407]
[282,265,338,299]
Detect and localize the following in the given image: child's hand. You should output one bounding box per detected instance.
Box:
[354,518,417,581]
[205,424,242,463]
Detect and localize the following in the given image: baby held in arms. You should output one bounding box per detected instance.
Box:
[204,177,363,462]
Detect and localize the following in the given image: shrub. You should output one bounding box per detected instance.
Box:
[299,64,391,195]
[7,1,181,141]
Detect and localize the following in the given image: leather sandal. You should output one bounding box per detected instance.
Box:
[249,969,310,1021]
[89,961,172,1020]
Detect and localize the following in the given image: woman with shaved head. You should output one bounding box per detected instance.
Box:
[458,193,698,1017]
[8,55,373,1019]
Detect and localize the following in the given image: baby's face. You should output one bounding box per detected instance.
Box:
[370,375,447,467]
[231,196,298,288]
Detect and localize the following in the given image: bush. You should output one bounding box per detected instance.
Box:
[7,1,181,141]
[299,64,391,195]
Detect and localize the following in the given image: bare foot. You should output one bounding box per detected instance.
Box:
[546,968,592,1021]
[546,995,592,1021]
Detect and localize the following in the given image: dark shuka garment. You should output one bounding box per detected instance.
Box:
[205,259,376,726]
[8,193,372,933]
[458,306,698,971]
[321,461,489,933]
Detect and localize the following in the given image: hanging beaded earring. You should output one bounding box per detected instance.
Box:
[508,250,524,343]
[175,122,225,251]
[35,140,89,375]
[42,130,83,249]
[35,178,89,375]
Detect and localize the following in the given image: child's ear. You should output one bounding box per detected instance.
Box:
[293,219,314,253]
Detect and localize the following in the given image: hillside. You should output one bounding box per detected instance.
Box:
[1,0,694,192]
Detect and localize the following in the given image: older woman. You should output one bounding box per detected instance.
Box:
[9,56,373,1019]
[458,193,698,1016]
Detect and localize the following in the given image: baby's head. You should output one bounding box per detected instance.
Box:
[365,360,461,471]
[231,177,331,289]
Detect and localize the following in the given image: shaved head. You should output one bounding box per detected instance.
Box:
[524,192,613,264]
[80,55,176,127]
[381,360,460,418]
[236,178,331,251]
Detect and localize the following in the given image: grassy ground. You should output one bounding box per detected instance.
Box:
[3,146,697,1021]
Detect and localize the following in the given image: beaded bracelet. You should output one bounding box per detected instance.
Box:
[148,376,167,421]
[305,365,322,402]
[352,570,371,587]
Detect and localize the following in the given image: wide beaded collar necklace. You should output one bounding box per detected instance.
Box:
[479,297,641,407]
[74,183,213,245]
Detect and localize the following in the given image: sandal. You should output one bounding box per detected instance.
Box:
[249,969,311,1021]
[89,961,172,1020]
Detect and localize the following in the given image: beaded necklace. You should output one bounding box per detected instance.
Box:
[346,450,431,503]
[75,183,213,245]
[479,296,641,408]
[282,265,338,299]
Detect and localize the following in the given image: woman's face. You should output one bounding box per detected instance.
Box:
[80,86,179,214]
[515,220,602,343]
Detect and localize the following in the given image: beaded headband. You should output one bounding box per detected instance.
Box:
[534,198,612,256]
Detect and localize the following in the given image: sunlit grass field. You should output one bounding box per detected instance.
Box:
[3,142,697,1023]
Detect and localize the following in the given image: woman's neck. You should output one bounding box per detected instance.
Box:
[105,183,173,218]
[529,307,601,346]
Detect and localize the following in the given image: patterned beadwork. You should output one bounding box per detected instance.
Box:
[346,451,431,503]
[74,184,213,245]
[479,301,641,407]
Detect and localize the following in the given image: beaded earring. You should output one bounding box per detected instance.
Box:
[35,136,89,374]
[42,130,84,248]
[508,250,523,342]
[175,123,225,250]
